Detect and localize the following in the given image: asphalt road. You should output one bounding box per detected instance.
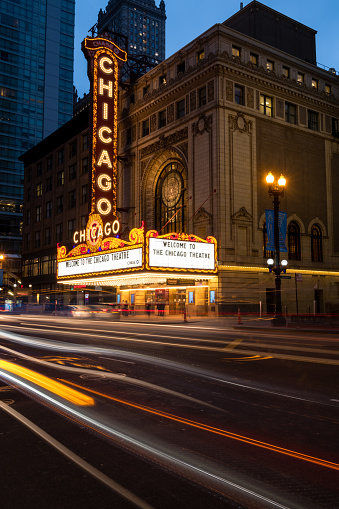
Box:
[0,314,338,508]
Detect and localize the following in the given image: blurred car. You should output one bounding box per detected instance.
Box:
[88,304,120,320]
[68,305,91,318]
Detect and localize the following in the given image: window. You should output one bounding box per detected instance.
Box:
[176,99,185,119]
[285,102,297,124]
[235,85,244,105]
[57,170,64,186]
[297,72,304,84]
[263,223,274,258]
[56,196,63,214]
[282,66,290,78]
[46,176,52,192]
[155,162,186,234]
[159,74,166,86]
[68,190,76,209]
[308,110,318,131]
[81,157,88,174]
[332,118,339,137]
[197,49,205,61]
[27,168,32,182]
[260,94,273,116]
[266,60,274,71]
[177,62,185,74]
[250,53,258,67]
[69,164,76,181]
[36,182,42,197]
[27,188,31,201]
[58,149,64,165]
[26,210,31,225]
[312,79,318,90]
[47,156,53,171]
[198,86,206,107]
[68,219,75,240]
[288,221,301,261]
[142,119,149,137]
[69,140,77,158]
[311,225,323,262]
[56,223,63,244]
[325,84,332,95]
[46,201,52,218]
[44,227,51,246]
[81,185,88,204]
[158,110,166,128]
[232,46,241,58]
[37,162,42,177]
[82,133,88,150]
[143,84,150,96]
[35,231,41,248]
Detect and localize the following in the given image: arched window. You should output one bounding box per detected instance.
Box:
[288,221,301,260]
[155,162,186,234]
[263,222,273,258]
[311,224,323,262]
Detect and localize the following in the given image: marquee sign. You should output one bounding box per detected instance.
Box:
[56,226,217,282]
[146,231,217,274]
[82,35,127,228]
[57,225,145,281]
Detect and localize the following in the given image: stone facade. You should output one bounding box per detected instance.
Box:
[20,5,339,315]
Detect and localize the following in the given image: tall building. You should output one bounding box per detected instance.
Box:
[97,0,166,67]
[0,0,75,256]
[20,2,339,316]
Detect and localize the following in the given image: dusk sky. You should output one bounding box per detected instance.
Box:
[74,0,339,97]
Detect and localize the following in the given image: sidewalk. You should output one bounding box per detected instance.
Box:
[116,311,339,333]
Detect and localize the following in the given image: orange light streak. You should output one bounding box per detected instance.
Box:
[0,361,94,406]
[62,380,339,472]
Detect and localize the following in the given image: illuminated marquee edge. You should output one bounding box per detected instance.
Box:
[57,224,145,281]
[145,230,218,274]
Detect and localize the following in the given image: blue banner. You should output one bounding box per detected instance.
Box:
[265,210,287,253]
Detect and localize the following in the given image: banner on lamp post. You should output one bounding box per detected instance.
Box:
[265,209,287,252]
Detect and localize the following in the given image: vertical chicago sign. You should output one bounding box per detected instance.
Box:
[82,35,127,249]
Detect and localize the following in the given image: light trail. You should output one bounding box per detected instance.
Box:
[2,323,339,366]
[0,372,291,509]
[0,328,338,407]
[0,360,94,406]
[0,403,153,509]
[62,380,339,473]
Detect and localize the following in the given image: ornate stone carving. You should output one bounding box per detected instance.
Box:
[226,80,233,101]
[208,80,214,102]
[190,90,196,111]
[247,87,254,108]
[231,207,253,224]
[167,103,174,123]
[192,114,212,137]
[150,113,157,133]
[229,113,252,134]
[140,127,188,159]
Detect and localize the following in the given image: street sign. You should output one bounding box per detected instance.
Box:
[280,275,291,279]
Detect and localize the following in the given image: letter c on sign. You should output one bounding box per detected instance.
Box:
[97,174,112,191]
[98,126,112,144]
[99,56,113,74]
[73,231,79,244]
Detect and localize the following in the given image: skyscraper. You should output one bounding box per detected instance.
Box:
[0,0,75,255]
[97,0,166,66]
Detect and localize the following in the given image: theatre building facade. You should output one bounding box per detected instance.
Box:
[20,2,339,315]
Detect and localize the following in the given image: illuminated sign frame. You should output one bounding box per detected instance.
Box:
[146,230,217,274]
[57,225,144,281]
[82,35,127,229]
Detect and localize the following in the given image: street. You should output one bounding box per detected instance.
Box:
[0,314,338,508]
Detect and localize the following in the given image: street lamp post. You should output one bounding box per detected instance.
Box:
[266,172,287,326]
